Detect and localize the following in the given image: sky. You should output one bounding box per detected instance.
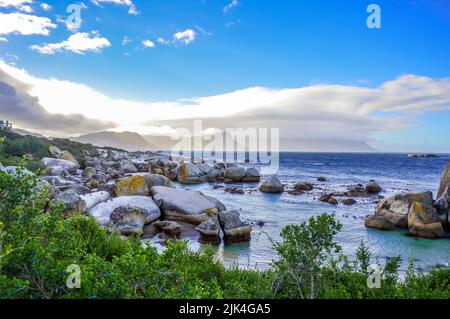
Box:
[0,0,449,152]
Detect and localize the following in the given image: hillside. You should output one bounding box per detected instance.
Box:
[71,131,158,152]
[0,129,119,169]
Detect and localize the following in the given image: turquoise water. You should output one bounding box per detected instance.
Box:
[178,153,450,271]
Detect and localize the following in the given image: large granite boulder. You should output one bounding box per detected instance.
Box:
[83,167,97,179]
[48,145,62,157]
[372,191,434,228]
[196,217,221,245]
[80,191,111,210]
[242,168,261,183]
[294,181,314,191]
[438,161,450,199]
[150,186,225,224]
[366,182,382,194]
[88,196,161,226]
[153,220,182,237]
[177,163,206,184]
[50,191,87,216]
[434,186,450,228]
[365,215,395,231]
[110,205,148,236]
[408,201,446,239]
[224,167,245,182]
[218,210,252,243]
[41,157,79,175]
[114,175,149,196]
[259,176,284,193]
[58,151,78,165]
[144,174,174,189]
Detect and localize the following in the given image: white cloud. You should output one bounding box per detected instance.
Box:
[30,31,111,54]
[1,61,449,146]
[142,39,155,48]
[223,0,239,13]
[0,0,33,12]
[91,0,138,15]
[40,2,51,11]
[173,29,196,45]
[0,12,56,35]
[0,37,7,42]
[157,37,169,45]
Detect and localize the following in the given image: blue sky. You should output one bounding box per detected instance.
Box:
[0,0,449,152]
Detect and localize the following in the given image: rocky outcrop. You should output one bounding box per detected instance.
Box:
[143,174,174,189]
[41,157,79,175]
[259,176,284,193]
[218,210,252,243]
[438,161,450,199]
[80,191,111,210]
[408,201,446,239]
[110,205,148,236]
[434,186,450,228]
[366,182,382,194]
[58,151,78,165]
[51,190,87,216]
[177,163,206,184]
[365,215,395,231]
[153,220,182,237]
[88,196,161,226]
[294,181,313,191]
[370,191,434,229]
[150,186,225,224]
[224,167,245,182]
[114,175,149,196]
[242,168,261,183]
[196,218,221,245]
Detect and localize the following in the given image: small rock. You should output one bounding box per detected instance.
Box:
[259,176,284,193]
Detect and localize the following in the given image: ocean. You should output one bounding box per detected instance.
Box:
[176,152,450,272]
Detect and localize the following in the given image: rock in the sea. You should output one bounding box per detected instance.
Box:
[242,168,261,183]
[143,174,174,189]
[317,176,327,182]
[80,191,111,210]
[114,175,149,196]
[224,167,245,182]
[364,215,395,231]
[153,220,182,237]
[224,187,245,194]
[294,181,313,191]
[150,186,225,224]
[408,201,446,239]
[88,196,161,226]
[58,151,78,165]
[41,157,79,175]
[346,184,369,197]
[177,163,206,184]
[259,176,284,193]
[328,197,338,205]
[373,191,434,228]
[110,205,148,236]
[341,198,357,206]
[318,194,338,205]
[51,191,87,216]
[366,182,382,194]
[206,168,223,182]
[434,186,450,227]
[196,218,221,245]
[438,161,450,199]
[218,210,252,243]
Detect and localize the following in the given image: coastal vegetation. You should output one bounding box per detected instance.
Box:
[0,164,449,299]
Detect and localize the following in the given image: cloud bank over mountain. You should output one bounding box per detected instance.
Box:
[0,60,449,151]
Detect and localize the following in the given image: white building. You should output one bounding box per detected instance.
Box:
[0,120,12,130]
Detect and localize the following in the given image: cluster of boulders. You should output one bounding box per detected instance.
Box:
[365,161,450,239]
[3,146,255,246]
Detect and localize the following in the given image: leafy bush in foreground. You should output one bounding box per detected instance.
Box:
[0,165,448,299]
